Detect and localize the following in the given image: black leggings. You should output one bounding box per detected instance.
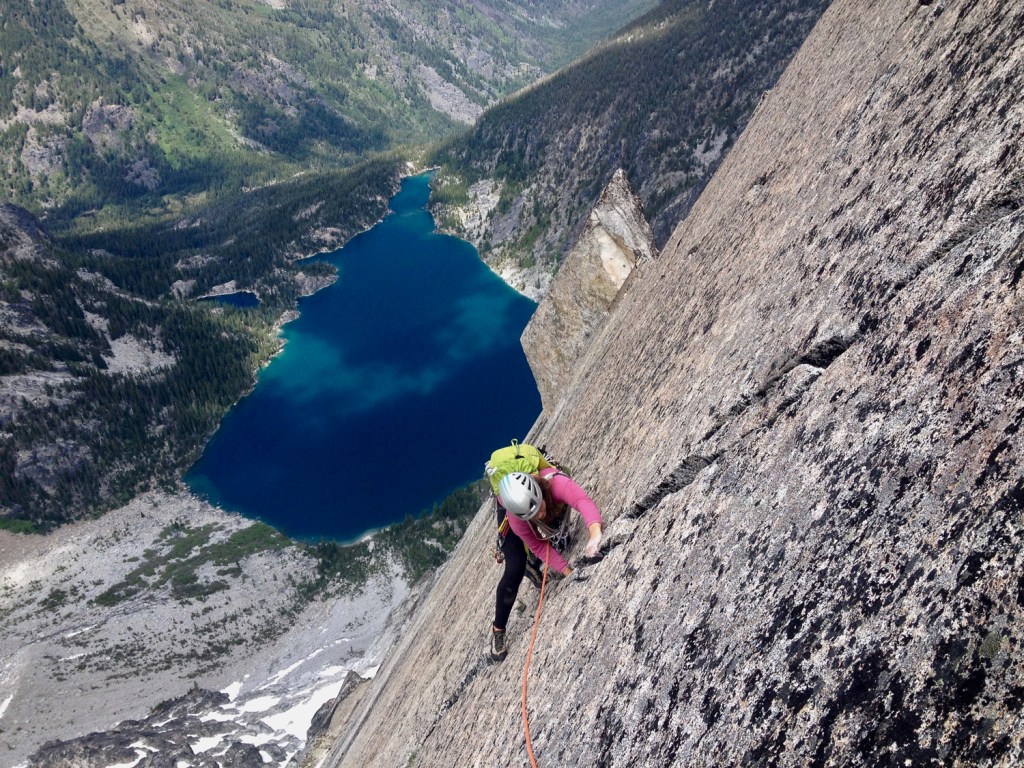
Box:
[493,525,527,631]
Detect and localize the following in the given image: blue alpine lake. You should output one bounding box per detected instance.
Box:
[185,173,541,542]
[199,290,261,308]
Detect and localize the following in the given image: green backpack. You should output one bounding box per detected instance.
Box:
[485,439,554,496]
[486,440,573,564]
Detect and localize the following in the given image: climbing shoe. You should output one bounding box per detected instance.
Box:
[524,559,543,589]
[490,628,507,662]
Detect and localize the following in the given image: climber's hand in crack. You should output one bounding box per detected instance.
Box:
[556,565,589,583]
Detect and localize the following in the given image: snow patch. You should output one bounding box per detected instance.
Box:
[237,695,280,714]
[261,680,346,741]
[63,624,100,639]
[222,680,243,702]
[191,735,224,754]
[317,664,349,678]
[261,647,324,689]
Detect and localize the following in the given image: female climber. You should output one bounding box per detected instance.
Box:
[489,468,603,661]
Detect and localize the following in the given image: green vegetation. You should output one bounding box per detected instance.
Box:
[306,480,489,592]
[428,179,470,209]
[1,281,274,527]
[93,519,290,606]
[54,157,402,301]
[0,0,654,214]
[220,520,290,556]
[377,480,490,583]
[83,480,485,618]
[0,156,402,529]
[40,587,70,611]
[0,518,39,534]
[305,538,382,597]
[1,0,421,210]
[431,0,830,263]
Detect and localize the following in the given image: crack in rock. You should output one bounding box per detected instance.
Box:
[420,656,488,747]
[756,332,858,406]
[795,334,855,369]
[631,454,720,517]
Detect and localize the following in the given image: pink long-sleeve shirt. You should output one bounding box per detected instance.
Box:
[506,467,602,573]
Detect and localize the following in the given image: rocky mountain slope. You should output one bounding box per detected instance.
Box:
[0,490,411,767]
[0,480,482,767]
[429,0,831,297]
[319,1,1024,765]
[521,168,657,405]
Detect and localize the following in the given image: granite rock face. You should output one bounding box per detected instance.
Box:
[0,203,52,262]
[322,2,1024,766]
[521,169,657,412]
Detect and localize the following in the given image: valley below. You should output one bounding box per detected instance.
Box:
[0,490,412,766]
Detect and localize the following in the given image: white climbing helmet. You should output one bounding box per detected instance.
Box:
[498,472,544,521]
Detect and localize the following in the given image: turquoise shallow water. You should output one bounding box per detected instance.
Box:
[185,173,541,542]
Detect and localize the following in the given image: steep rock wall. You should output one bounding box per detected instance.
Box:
[323,1,1024,766]
[522,169,658,411]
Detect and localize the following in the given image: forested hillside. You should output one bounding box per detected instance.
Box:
[1,0,656,214]
[430,0,831,289]
[0,162,396,529]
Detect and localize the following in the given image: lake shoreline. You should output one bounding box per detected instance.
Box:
[184,171,540,543]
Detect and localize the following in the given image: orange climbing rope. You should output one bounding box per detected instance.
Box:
[521,543,550,768]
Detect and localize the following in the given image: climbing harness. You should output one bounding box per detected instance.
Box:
[521,542,550,768]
